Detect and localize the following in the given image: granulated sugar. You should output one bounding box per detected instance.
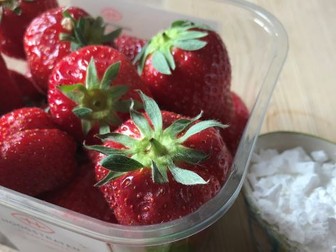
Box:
[247,147,336,251]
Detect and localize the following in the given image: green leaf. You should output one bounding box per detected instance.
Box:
[101,62,121,90]
[58,84,86,104]
[99,124,110,134]
[138,90,162,132]
[104,27,122,43]
[100,154,144,172]
[171,20,193,28]
[163,45,175,71]
[72,107,92,118]
[152,161,168,184]
[174,146,208,164]
[177,30,208,40]
[95,171,125,186]
[178,120,227,143]
[152,51,171,75]
[174,39,207,51]
[134,42,149,74]
[110,85,129,100]
[85,58,99,89]
[150,138,168,156]
[164,112,202,138]
[81,120,93,135]
[84,144,127,156]
[130,100,152,137]
[169,165,207,185]
[97,132,138,148]
[74,18,87,47]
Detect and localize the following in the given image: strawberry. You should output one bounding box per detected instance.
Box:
[135,20,233,125]
[0,107,77,196]
[0,54,23,115]
[87,91,232,225]
[113,34,147,62]
[24,6,121,93]
[0,129,77,196]
[222,92,249,154]
[48,45,151,143]
[0,107,55,142]
[44,162,117,223]
[8,70,44,105]
[0,0,58,59]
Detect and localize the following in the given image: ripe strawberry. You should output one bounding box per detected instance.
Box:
[24,6,121,93]
[113,34,147,62]
[0,54,23,115]
[88,91,232,225]
[44,162,117,223]
[0,107,56,142]
[135,20,233,125]
[8,70,44,105]
[48,45,151,143]
[0,128,77,196]
[221,92,249,154]
[0,0,58,59]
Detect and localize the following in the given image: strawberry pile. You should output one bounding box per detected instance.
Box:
[0,2,249,225]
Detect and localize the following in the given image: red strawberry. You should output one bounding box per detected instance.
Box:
[0,107,77,196]
[8,70,44,105]
[44,162,117,223]
[0,128,77,196]
[0,54,23,115]
[88,91,232,225]
[113,34,147,62]
[0,0,58,59]
[222,92,249,154]
[48,45,151,143]
[135,20,233,125]
[0,107,56,142]
[24,6,121,93]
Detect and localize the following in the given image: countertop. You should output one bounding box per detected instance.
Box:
[212,0,336,250]
[1,0,336,251]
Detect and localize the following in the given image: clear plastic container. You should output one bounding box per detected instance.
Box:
[0,0,288,251]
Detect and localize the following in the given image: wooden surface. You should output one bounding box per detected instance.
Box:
[211,0,336,251]
[1,0,336,251]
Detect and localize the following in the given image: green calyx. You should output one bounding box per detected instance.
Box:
[134,20,210,75]
[59,10,121,51]
[86,90,227,186]
[58,58,135,136]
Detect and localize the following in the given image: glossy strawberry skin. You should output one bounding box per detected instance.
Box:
[221,92,249,154]
[44,163,117,223]
[114,34,147,62]
[8,70,44,105]
[24,6,89,93]
[0,107,56,142]
[0,54,23,115]
[108,168,220,225]
[141,29,233,124]
[0,128,77,196]
[95,111,232,225]
[0,0,58,59]
[48,45,151,142]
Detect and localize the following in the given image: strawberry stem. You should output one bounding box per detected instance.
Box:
[135,20,209,75]
[59,10,122,51]
[58,58,134,136]
[87,90,228,186]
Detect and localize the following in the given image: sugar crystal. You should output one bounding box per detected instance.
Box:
[247,146,336,251]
